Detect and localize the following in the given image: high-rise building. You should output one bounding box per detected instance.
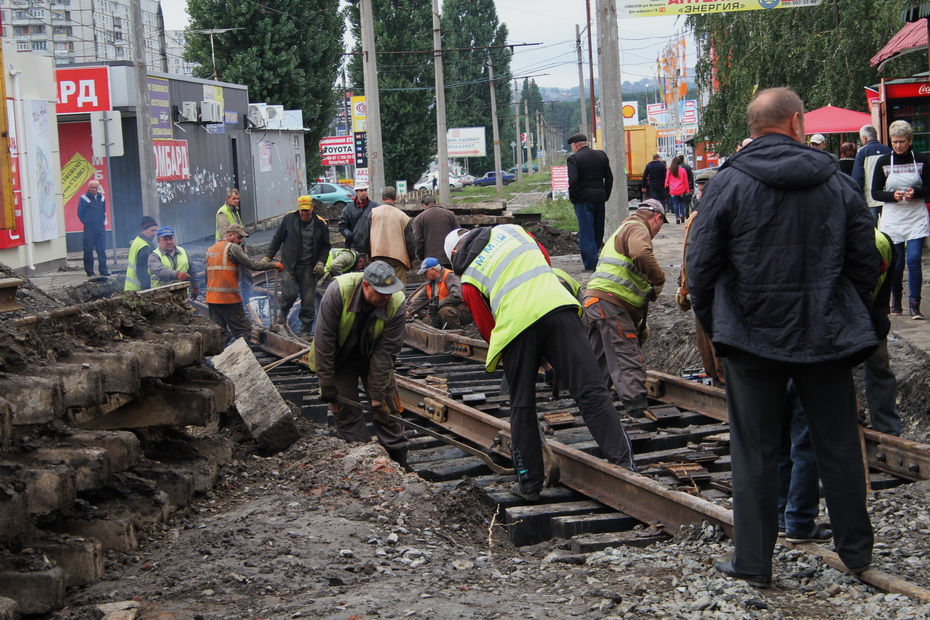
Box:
[1,0,164,69]
[164,29,196,77]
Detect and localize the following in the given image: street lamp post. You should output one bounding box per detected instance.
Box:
[191,28,245,81]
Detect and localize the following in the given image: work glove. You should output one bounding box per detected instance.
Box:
[260,256,273,266]
[650,284,664,301]
[273,262,285,272]
[190,289,200,301]
[313,261,325,277]
[675,288,691,312]
[176,271,191,281]
[319,384,338,403]
[371,402,392,425]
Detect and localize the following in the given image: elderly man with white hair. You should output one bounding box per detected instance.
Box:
[852,124,892,222]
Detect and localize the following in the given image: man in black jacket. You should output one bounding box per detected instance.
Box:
[338,185,379,258]
[567,133,613,270]
[641,154,667,207]
[265,196,332,337]
[687,87,878,587]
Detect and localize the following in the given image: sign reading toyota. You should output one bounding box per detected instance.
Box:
[447,127,486,157]
[56,67,111,114]
[320,136,355,166]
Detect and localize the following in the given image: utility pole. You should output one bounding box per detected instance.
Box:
[536,110,544,169]
[585,0,597,145]
[432,0,451,204]
[576,24,588,136]
[132,0,158,228]
[524,99,533,176]
[513,80,523,183]
[359,0,385,195]
[486,56,504,193]
[596,0,628,232]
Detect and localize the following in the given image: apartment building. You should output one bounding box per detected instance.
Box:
[165,29,196,77]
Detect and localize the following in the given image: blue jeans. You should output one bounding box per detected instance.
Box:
[864,338,900,435]
[891,238,925,302]
[573,202,605,270]
[777,381,820,535]
[670,194,688,222]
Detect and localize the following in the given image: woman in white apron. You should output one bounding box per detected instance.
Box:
[871,120,930,320]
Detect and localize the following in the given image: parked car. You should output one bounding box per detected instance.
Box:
[308,182,355,208]
[473,170,516,187]
[508,163,539,173]
[414,175,463,191]
[454,174,474,187]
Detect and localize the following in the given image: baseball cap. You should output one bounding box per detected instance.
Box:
[810,133,826,145]
[225,224,249,237]
[363,260,404,294]
[354,184,369,191]
[567,133,587,144]
[156,226,175,238]
[638,199,668,223]
[297,195,314,210]
[417,257,440,274]
[444,228,465,263]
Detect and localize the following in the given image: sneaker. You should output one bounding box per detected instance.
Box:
[510,482,541,502]
[786,524,833,544]
[714,560,772,588]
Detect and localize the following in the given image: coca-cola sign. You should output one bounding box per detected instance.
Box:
[886,81,930,99]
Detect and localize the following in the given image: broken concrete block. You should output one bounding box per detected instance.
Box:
[51,514,138,553]
[65,351,141,394]
[210,338,299,453]
[61,431,141,473]
[131,461,194,508]
[29,537,104,587]
[28,447,110,491]
[19,363,106,409]
[97,601,140,620]
[0,597,19,620]
[77,381,216,430]
[0,374,64,425]
[0,463,76,515]
[167,365,235,413]
[0,566,64,615]
[110,340,175,378]
[176,322,225,356]
[0,478,28,543]
[0,397,10,451]
[141,330,202,367]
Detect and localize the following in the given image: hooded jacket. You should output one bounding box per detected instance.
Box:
[685,132,879,364]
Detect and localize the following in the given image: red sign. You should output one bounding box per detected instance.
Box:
[154,140,190,181]
[320,136,354,166]
[56,67,111,114]
[551,165,569,192]
[58,122,112,234]
[865,87,880,106]
[885,81,930,99]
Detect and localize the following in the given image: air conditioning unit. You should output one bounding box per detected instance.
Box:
[200,100,223,123]
[178,101,198,123]
[247,103,266,128]
[263,104,285,127]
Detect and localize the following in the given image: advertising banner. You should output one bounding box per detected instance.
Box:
[56,66,111,114]
[58,122,111,234]
[258,140,273,173]
[0,99,25,249]
[355,167,369,187]
[147,76,172,139]
[351,96,367,133]
[551,165,569,192]
[619,0,823,19]
[26,100,58,242]
[154,139,190,181]
[622,101,640,123]
[320,136,355,166]
[354,132,368,168]
[447,127,486,157]
[647,102,668,125]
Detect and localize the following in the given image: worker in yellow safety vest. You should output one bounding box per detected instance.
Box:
[147,226,199,300]
[124,216,159,291]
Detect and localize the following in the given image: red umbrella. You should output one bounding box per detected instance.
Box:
[803,105,872,135]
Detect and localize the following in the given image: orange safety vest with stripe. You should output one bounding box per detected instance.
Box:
[426,268,453,300]
[205,240,241,304]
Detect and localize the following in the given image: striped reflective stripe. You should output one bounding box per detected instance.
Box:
[590,269,651,298]
[125,273,141,287]
[489,264,551,314]
[463,232,537,289]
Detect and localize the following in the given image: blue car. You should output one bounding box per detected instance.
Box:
[473,171,516,187]
[309,182,355,208]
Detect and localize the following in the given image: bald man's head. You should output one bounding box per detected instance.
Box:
[747,87,805,141]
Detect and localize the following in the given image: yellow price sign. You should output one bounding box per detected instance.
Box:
[61,152,96,204]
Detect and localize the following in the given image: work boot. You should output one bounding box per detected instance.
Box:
[910,299,924,320]
[510,482,541,502]
[891,295,903,316]
[624,396,650,418]
[386,447,410,472]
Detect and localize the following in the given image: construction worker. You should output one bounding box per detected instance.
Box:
[205,224,282,344]
[445,225,636,502]
[552,267,582,301]
[406,257,472,328]
[311,261,410,468]
[215,189,244,241]
[264,196,331,338]
[148,227,199,300]
[124,216,158,291]
[354,187,416,284]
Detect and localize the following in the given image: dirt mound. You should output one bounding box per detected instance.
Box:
[523,222,578,256]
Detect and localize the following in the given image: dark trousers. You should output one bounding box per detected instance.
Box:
[863,338,900,435]
[724,350,872,576]
[280,265,318,337]
[777,382,820,534]
[501,308,635,493]
[208,302,252,344]
[83,224,108,275]
[331,363,408,451]
[572,202,605,271]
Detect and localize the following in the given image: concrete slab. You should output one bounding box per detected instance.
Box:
[0,597,18,620]
[141,330,203,367]
[51,514,138,553]
[110,340,176,378]
[18,363,106,409]
[210,338,299,453]
[76,382,216,430]
[0,463,76,515]
[167,365,235,413]
[0,566,64,615]
[0,397,10,451]
[131,461,194,508]
[29,538,104,587]
[61,431,141,473]
[64,351,141,394]
[0,478,29,543]
[0,374,64,426]
[28,446,110,491]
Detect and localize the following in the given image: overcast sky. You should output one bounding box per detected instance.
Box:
[158,0,695,90]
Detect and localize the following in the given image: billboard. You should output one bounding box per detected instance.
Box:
[154,140,190,181]
[56,66,111,114]
[447,127,486,157]
[320,136,355,166]
[58,122,111,234]
[619,0,823,18]
[551,165,569,192]
[351,96,367,133]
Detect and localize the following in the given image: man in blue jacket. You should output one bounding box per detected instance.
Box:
[687,87,878,587]
[77,180,108,277]
[852,124,892,222]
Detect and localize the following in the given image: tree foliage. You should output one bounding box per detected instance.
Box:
[345,0,435,185]
[441,0,516,172]
[184,0,344,178]
[688,0,926,156]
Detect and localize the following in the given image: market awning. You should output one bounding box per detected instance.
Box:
[870,18,928,71]
[804,105,872,135]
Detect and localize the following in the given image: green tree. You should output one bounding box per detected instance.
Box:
[345,0,435,185]
[184,0,344,179]
[688,0,925,156]
[441,0,515,172]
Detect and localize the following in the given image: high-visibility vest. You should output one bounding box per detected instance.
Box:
[215,204,242,240]
[308,272,404,371]
[324,248,358,271]
[461,225,579,372]
[151,246,191,288]
[551,267,581,299]
[874,228,893,301]
[124,235,153,291]
[586,219,652,308]
[205,240,241,303]
[426,268,454,300]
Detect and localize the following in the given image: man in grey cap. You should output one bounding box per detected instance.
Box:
[310,260,410,468]
[567,132,613,270]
